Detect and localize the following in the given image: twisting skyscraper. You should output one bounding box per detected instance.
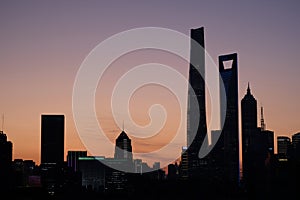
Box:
[187,27,208,178]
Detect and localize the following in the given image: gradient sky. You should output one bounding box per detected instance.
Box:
[0,0,299,167]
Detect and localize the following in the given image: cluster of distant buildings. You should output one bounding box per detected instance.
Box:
[0,115,165,196]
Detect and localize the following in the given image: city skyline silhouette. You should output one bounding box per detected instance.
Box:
[0,1,299,199]
[0,1,299,166]
[1,24,299,199]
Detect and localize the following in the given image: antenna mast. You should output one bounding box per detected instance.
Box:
[1,114,4,132]
[261,106,265,131]
[122,120,124,132]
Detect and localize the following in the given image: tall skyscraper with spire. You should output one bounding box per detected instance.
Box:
[241,83,258,188]
[241,83,257,132]
[114,129,133,161]
[186,27,208,178]
[241,84,274,196]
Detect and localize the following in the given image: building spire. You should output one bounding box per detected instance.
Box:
[261,106,266,131]
[247,82,251,94]
[1,114,4,133]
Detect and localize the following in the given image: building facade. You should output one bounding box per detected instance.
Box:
[0,130,13,190]
[114,130,133,162]
[219,53,239,186]
[277,136,291,160]
[67,150,87,172]
[41,114,65,165]
[241,84,258,186]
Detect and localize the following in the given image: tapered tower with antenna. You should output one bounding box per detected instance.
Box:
[0,113,13,190]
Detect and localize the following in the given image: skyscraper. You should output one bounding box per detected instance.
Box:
[0,130,13,190]
[292,132,300,151]
[262,129,274,155]
[0,130,12,168]
[41,114,65,165]
[241,83,257,134]
[259,107,274,156]
[277,136,291,160]
[292,132,300,161]
[180,146,188,180]
[186,27,208,178]
[240,84,274,195]
[114,130,133,161]
[241,83,257,184]
[219,53,239,186]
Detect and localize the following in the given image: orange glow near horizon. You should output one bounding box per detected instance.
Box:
[1,1,299,168]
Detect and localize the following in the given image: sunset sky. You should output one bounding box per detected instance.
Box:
[0,0,299,167]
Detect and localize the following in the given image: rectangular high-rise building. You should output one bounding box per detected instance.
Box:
[219,53,239,187]
[0,131,13,189]
[292,132,300,162]
[262,129,274,155]
[41,114,65,165]
[277,136,291,160]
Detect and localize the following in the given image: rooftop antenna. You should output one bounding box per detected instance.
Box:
[1,114,4,132]
[122,120,124,132]
[261,106,266,131]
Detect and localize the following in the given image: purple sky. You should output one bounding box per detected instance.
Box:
[0,0,299,166]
